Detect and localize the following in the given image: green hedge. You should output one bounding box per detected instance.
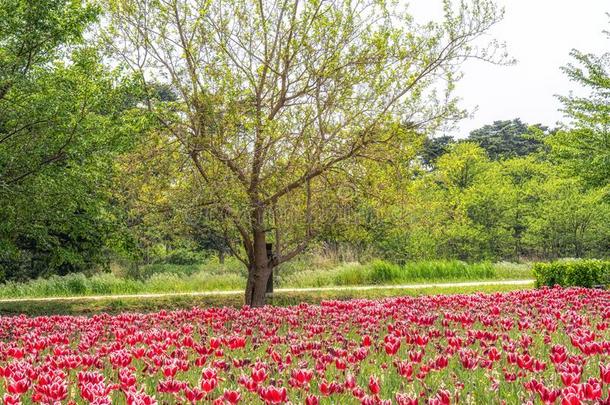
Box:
[533,260,610,288]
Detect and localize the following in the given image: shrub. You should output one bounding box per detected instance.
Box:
[533,259,610,288]
[159,249,206,265]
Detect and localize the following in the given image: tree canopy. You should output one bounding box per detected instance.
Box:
[0,0,147,281]
[547,20,610,188]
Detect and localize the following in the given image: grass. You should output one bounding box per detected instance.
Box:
[0,271,245,298]
[0,258,533,299]
[278,260,531,287]
[0,281,534,316]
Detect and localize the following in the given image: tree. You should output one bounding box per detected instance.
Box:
[524,178,609,258]
[0,0,97,186]
[420,135,455,168]
[436,142,488,190]
[547,19,610,188]
[0,1,146,280]
[108,0,508,306]
[496,157,550,259]
[467,118,547,159]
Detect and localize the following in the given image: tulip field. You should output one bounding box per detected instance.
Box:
[0,287,609,404]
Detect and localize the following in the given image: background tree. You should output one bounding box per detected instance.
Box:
[524,178,610,258]
[420,135,455,168]
[107,0,508,306]
[0,1,146,280]
[547,19,610,188]
[467,118,547,159]
[496,157,550,259]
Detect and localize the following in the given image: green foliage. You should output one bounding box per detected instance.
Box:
[523,178,610,258]
[533,259,610,288]
[0,0,150,281]
[420,135,455,167]
[548,21,610,188]
[467,118,548,160]
[0,0,98,79]
[369,260,402,284]
[353,135,610,263]
[0,269,245,299]
[157,249,207,266]
[492,262,532,279]
[437,142,489,190]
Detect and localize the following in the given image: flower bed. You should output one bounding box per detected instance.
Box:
[0,287,608,404]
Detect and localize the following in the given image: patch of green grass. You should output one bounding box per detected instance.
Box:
[0,258,532,299]
[277,260,532,287]
[0,282,534,316]
[0,270,244,299]
[492,261,532,279]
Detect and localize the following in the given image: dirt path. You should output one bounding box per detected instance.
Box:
[0,279,534,303]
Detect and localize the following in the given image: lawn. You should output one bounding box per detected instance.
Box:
[0,287,607,404]
[0,259,532,300]
[0,282,534,316]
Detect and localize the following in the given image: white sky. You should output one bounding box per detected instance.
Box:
[409,0,609,137]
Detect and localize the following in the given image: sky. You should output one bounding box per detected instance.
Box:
[409,0,609,137]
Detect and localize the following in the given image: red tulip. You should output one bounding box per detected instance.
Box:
[561,393,582,405]
[184,387,205,403]
[600,363,610,384]
[305,395,319,405]
[200,378,218,393]
[251,367,268,384]
[223,389,241,404]
[259,385,287,404]
[583,379,602,400]
[396,393,418,405]
[368,376,380,395]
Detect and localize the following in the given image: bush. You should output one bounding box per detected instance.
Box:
[533,260,610,288]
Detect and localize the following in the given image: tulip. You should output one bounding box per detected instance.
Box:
[200,377,218,393]
[184,387,205,403]
[368,376,380,395]
[259,386,287,404]
[561,393,581,405]
[600,363,610,384]
[223,389,241,404]
[305,395,319,405]
[395,393,418,405]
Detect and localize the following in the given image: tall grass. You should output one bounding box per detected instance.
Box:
[0,258,532,299]
[278,260,531,287]
[0,271,244,299]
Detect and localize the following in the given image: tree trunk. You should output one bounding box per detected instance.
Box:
[244,206,271,307]
[244,252,271,307]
